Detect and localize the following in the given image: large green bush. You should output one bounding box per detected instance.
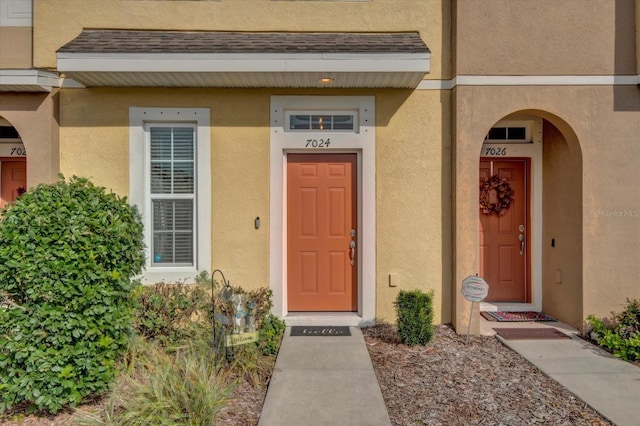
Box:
[0,176,145,413]
[394,289,435,346]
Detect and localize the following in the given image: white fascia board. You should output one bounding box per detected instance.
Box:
[0,69,60,91]
[57,52,430,74]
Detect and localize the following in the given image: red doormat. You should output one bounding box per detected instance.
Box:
[481,311,556,322]
[493,327,570,340]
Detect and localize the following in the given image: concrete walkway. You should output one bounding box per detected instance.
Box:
[258,326,391,426]
[498,332,640,426]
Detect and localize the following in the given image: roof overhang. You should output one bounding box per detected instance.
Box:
[56,31,431,89]
[0,69,61,92]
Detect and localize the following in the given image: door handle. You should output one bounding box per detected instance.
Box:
[519,233,525,255]
[349,240,356,266]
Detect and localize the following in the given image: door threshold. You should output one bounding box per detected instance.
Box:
[283,312,366,327]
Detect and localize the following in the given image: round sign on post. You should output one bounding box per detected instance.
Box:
[462,275,489,343]
[461,276,489,302]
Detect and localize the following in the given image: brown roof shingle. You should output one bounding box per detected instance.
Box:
[58,30,430,55]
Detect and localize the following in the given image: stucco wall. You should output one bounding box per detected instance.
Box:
[0,91,60,186]
[542,120,583,329]
[59,87,451,322]
[376,89,452,324]
[34,0,450,80]
[453,84,640,332]
[59,88,271,290]
[454,0,637,76]
[0,26,31,68]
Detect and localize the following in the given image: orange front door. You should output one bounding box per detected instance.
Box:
[479,158,530,302]
[1,160,26,209]
[287,154,357,312]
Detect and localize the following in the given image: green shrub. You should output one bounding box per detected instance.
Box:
[587,298,640,361]
[0,176,145,414]
[259,314,286,356]
[394,289,435,346]
[132,282,208,346]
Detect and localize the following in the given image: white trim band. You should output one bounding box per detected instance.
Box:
[417,74,640,90]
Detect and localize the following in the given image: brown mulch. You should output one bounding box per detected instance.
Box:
[363,323,613,426]
[0,324,619,425]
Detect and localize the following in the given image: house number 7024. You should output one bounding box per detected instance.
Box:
[484,147,507,156]
[305,138,331,148]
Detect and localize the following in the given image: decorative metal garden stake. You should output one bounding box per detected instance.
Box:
[211,269,232,364]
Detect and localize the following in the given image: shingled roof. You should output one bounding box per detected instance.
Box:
[58,30,430,55]
[56,29,431,88]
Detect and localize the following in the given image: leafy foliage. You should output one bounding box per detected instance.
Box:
[132,282,208,346]
[0,176,145,414]
[394,289,435,346]
[76,333,233,426]
[77,280,284,424]
[258,314,286,356]
[587,298,640,361]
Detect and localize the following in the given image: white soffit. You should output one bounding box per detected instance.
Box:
[0,70,60,92]
[57,53,430,88]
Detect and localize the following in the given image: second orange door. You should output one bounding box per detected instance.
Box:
[287,154,357,312]
[479,158,530,302]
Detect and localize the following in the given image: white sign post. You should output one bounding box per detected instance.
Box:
[461,275,489,344]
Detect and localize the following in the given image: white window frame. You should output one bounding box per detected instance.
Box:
[484,120,533,143]
[130,107,211,283]
[285,110,359,133]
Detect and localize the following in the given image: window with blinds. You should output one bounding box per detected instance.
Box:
[149,126,195,266]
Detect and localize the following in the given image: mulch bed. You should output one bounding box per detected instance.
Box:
[363,323,613,426]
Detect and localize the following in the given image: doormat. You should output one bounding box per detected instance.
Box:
[481,311,557,322]
[493,327,570,340]
[290,326,351,337]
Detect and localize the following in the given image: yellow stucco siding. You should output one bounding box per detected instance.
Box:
[60,88,272,291]
[34,0,450,79]
[376,89,451,324]
[58,87,452,321]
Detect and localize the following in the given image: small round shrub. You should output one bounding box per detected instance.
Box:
[0,175,145,414]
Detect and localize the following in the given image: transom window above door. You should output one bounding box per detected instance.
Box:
[484,120,533,143]
[286,112,357,132]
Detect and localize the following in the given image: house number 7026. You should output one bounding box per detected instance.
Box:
[305,138,331,148]
[484,147,507,156]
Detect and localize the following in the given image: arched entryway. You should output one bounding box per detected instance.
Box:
[453,106,584,333]
[477,111,583,329]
